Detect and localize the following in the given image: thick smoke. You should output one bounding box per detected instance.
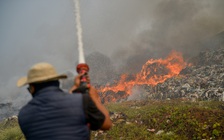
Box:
[127,86,146,101]
[104,0,224,73]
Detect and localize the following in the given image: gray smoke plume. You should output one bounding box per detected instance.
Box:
[105,0,224,73]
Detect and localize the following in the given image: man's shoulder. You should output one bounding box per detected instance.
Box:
[66,92,83,99]
[56,92,84,107]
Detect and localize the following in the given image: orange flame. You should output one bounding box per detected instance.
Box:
[98,51,188,102]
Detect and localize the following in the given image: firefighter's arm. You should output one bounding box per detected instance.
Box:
[70,74,112,130]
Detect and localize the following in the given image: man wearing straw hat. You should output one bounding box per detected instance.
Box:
[17,62,112,140]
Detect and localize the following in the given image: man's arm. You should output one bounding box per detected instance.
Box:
[71,74,112,130]
[88,87,112,130]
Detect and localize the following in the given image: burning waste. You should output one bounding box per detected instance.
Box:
[98,51,189,103]
[97,46,224,103]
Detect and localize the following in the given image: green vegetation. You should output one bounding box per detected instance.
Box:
[0,118,24,140]
[93,100,224,140]
[1,100,224,140]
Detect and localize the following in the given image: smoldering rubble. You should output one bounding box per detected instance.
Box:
[100,47,224,103]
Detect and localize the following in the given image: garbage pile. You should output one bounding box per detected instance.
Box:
[143,47,224,101]
[150,65,224,101]
[98,47,224,102]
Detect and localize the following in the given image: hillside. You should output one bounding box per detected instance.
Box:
[1,100,224,140]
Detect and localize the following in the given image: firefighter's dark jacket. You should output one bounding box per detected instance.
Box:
[18,83,89,140]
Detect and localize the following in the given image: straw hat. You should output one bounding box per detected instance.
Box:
[17,62,67,87]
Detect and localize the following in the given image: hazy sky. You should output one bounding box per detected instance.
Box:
[0,0,224,103]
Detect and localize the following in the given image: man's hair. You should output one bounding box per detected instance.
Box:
[30,80,60,93]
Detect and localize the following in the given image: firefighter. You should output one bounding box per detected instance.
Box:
[17,62,112,140]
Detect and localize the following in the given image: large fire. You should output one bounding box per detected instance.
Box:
[98,51,188,102]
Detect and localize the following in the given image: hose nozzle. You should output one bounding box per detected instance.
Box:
[76,63,89,74]
[73,63,90,94]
